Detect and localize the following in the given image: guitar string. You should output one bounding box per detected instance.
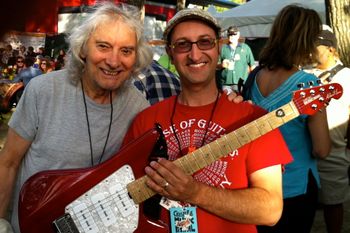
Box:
[72,191,128,223]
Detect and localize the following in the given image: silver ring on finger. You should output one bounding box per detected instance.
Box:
[163,181,169,189]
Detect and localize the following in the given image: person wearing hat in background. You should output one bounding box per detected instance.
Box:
[123,7,293,233]
[243,5,331,233]
[310,25,350,233]
[218,25,255,94]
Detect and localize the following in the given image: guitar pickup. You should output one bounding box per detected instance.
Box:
[109,183,135,218]
[53,213,80,233]
[91,193,117,227]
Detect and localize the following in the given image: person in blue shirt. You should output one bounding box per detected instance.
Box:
[12,57,42,87]
[243,5,331,233]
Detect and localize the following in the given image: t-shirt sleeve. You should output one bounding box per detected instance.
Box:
[246,128,293,175]
[8,80,39,141]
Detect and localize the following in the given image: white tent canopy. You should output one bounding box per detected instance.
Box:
[210,0,326,38]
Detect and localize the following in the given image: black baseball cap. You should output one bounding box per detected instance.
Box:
[227,25,238,35]
[316,27,337,48]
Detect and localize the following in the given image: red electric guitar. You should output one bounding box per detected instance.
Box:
[19,83,343,233]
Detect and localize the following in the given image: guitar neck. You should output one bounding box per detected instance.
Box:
[127,101,299,204]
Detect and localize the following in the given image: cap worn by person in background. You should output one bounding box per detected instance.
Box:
[316,26,337,48]
[311,25,341,79]
[227,25,238,36]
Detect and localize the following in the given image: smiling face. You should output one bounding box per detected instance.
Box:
[81,18,137,98]
[167,20,219,89]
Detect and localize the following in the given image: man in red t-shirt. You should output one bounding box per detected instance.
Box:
[123,8,292,233]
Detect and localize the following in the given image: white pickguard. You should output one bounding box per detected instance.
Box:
[65,165,138,233]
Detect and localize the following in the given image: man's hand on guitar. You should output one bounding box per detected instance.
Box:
[144,158,199,202]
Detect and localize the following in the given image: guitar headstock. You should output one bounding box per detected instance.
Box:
[293,83,343,115]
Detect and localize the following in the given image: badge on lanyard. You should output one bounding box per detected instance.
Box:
[170,207,198,233]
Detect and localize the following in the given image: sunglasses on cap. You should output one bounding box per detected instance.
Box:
[170,38,217,53]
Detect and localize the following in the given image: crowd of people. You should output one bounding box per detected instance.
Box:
[0,45,66,83]
[0,2,348,233]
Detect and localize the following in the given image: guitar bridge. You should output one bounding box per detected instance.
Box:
[53,213,80,233]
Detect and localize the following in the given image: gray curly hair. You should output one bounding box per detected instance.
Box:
[66,1,153,85]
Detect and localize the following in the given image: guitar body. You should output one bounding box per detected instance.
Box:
[19,128,169,233]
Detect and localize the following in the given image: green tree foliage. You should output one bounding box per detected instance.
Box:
[214,0,245,13]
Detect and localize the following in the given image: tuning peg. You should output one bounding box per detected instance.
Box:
[311,104,325,113]
[319,87,325,92]
[316,79,322,85]
[299,91,306,98]
[311,103,318,110]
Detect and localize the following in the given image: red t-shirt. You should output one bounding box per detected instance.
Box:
[123,95,292,233]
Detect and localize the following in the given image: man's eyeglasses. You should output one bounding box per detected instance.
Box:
[17,60,24,63]
[170,38,217,53]
[41,62,47,65]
